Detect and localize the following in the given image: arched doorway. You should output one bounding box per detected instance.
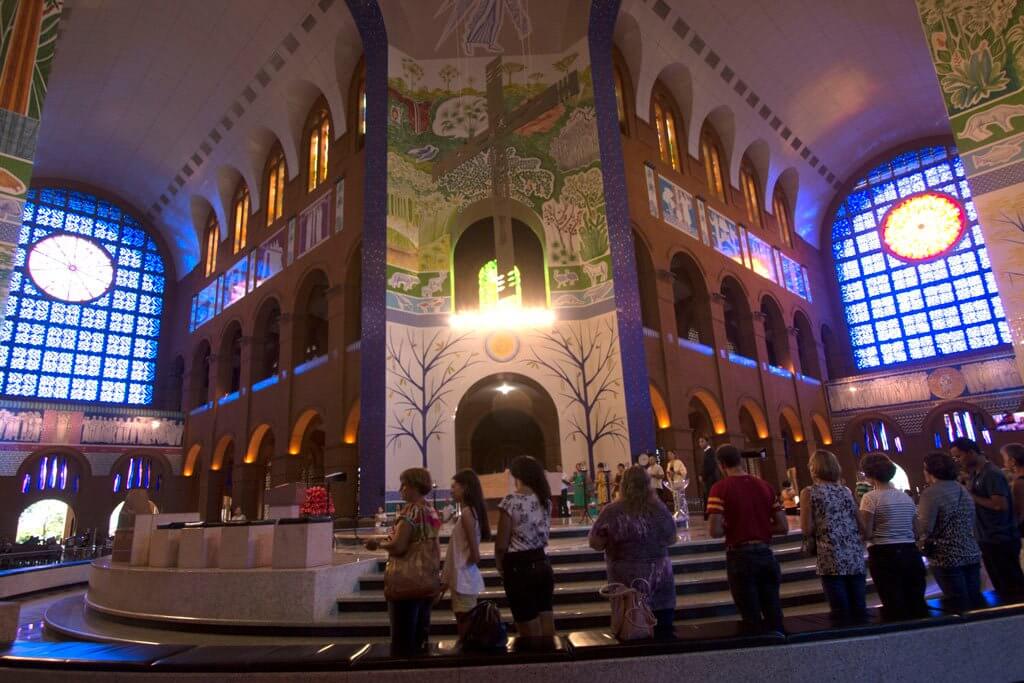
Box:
[17,499,74,543]
[455,374,560,475]
[453,218,545,311]
[670,252,712,345]
[721,277,756,359]
[760,296,791,370]
[294,270,329,365]
[288,411,325,485]
[251,299,281,383]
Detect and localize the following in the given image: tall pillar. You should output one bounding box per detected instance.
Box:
[914,3,1024,381]
[0,1,65,322]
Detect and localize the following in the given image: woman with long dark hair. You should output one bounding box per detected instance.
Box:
[443,469,491,636]
[495,455,554,636]
[589,465,678,636]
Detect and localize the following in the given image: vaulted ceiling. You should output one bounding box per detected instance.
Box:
[33,0,951,277]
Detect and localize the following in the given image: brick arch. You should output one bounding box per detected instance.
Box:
[343,399,360,444]
[211,434,236,471]
[650,383,671,429]
[183,443,201,477]
[289,408,323,455]
[691,388,726,435]
[922,399,997,434]
[779,405,805,442]
[738,397,769,439]
[245,423,274,464]
[811,413,833,446]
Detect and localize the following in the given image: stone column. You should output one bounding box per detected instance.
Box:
[914,2,1024,381]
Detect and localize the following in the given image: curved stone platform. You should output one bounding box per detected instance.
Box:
[86,555,374,627]
[5,597,1024,681]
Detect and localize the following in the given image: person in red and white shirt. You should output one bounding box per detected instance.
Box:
[707,444,789,631]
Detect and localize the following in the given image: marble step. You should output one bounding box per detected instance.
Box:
[331,577,867,637]
[341,557,820,612]
[367,533,801,572]
[358,542,805,590]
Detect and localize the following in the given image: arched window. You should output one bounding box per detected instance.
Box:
[112,456,162,493]
[721,277,756,359]
[295,271,329,365]
[265,148,286,227]
[670,252,712,345]
[204,213,219,277]
[760,297,791,369]
[740,158,762,228]
[932,407,992,448]
[832,144,1008,369]
[231,184,249,254]
[793,312,821,379]
[21,453,79,494]
[252,299,281,382]
[652,86,681,172]
[190,340,211,409]
[634,231,660,331]
[218,322,242,396]
[352,61,367,148]
[700,125,726,203]
[0,188,166,404]
[773,187,793,248]
[820,324,838,380]
[612,59,629,134]
[853,418,903,458]
[307,109,331,192]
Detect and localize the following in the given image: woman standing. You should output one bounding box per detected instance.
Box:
[859,453,927,619]
[570,463,590,524]
[495,455,555,636]
[365,467,441,654]
[917,451,983,608]
[443,469,491,637]
[589,465,678,637]
[596,464,610,507]
[800,450,867,621]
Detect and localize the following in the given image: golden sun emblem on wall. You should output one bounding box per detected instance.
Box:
[484,331,520,363]
[880,191,966,262]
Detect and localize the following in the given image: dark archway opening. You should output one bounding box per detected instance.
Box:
[671,253,711,345]
[721,278,756,359]
[455,373,560,476]
[453,218,545,311]
[218,322,242,395]
[190,341,211,409]
[470,409,546,475]
[294,271,329,365]
[252,300,281,382]
[634,230,660,331]
[760,296,791,370]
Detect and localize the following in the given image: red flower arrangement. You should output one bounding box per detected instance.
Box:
[299,485,335,517]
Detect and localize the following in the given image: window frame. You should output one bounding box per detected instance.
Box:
[773,188,794,248]
[231,183,249,254]
[306,108,331,192]
[700,125,727,203]
[204,212,219,277]
[651,85,682,172]
[740,158,762,229]
[265,148,286,228]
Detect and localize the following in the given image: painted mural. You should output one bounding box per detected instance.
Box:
[383,16,632,491]
[916,0,1024,381]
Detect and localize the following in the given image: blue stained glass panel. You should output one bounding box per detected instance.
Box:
[0,188,165,403]
[831,145,1008,369]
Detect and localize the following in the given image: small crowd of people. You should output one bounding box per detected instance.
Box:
[364,436,1024,653]
[796,437,1024,622]
[558,450,689,525]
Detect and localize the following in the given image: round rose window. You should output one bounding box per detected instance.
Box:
[879,191,966,262]
[27,234,114,302]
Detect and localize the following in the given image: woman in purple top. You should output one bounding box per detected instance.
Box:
[589,465,678,637]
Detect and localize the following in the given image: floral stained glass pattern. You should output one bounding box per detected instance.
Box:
[0,188,165,404]
[832,145,1008,369]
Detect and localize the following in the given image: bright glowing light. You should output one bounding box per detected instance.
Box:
[27,234,114,302]
[450,301,554,330]
[881,191,965,262]
[151,420,160,430]
[495,383,515,395]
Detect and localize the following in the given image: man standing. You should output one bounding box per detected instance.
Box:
[666,450,689,521]
[951,437,1024,596]
[700,436,721,519]
[707,444,789,631]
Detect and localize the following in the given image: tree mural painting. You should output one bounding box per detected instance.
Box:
[386,329,480,467]
[526,320,627,473]
[438,63,460,91]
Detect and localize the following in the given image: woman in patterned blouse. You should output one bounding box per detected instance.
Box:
[800,450,867,621]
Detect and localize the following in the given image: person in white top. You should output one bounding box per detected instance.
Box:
[639,452,665,491]
[442,469,490,637]
[666,450,689,520]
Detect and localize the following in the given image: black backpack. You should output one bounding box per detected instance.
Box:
[460,600,508,651]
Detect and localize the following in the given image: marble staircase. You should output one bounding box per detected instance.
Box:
[335,525,869,636]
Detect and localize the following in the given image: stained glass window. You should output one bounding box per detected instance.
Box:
[832,145,1008,370]
[0,188,165,404]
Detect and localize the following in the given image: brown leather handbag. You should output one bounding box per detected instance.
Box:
[384,537,441,601]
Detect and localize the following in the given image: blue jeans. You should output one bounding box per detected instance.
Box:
[389,597,433,654]
[725,545,783,631]
[931,563,982,608]
[820,574,867,620]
